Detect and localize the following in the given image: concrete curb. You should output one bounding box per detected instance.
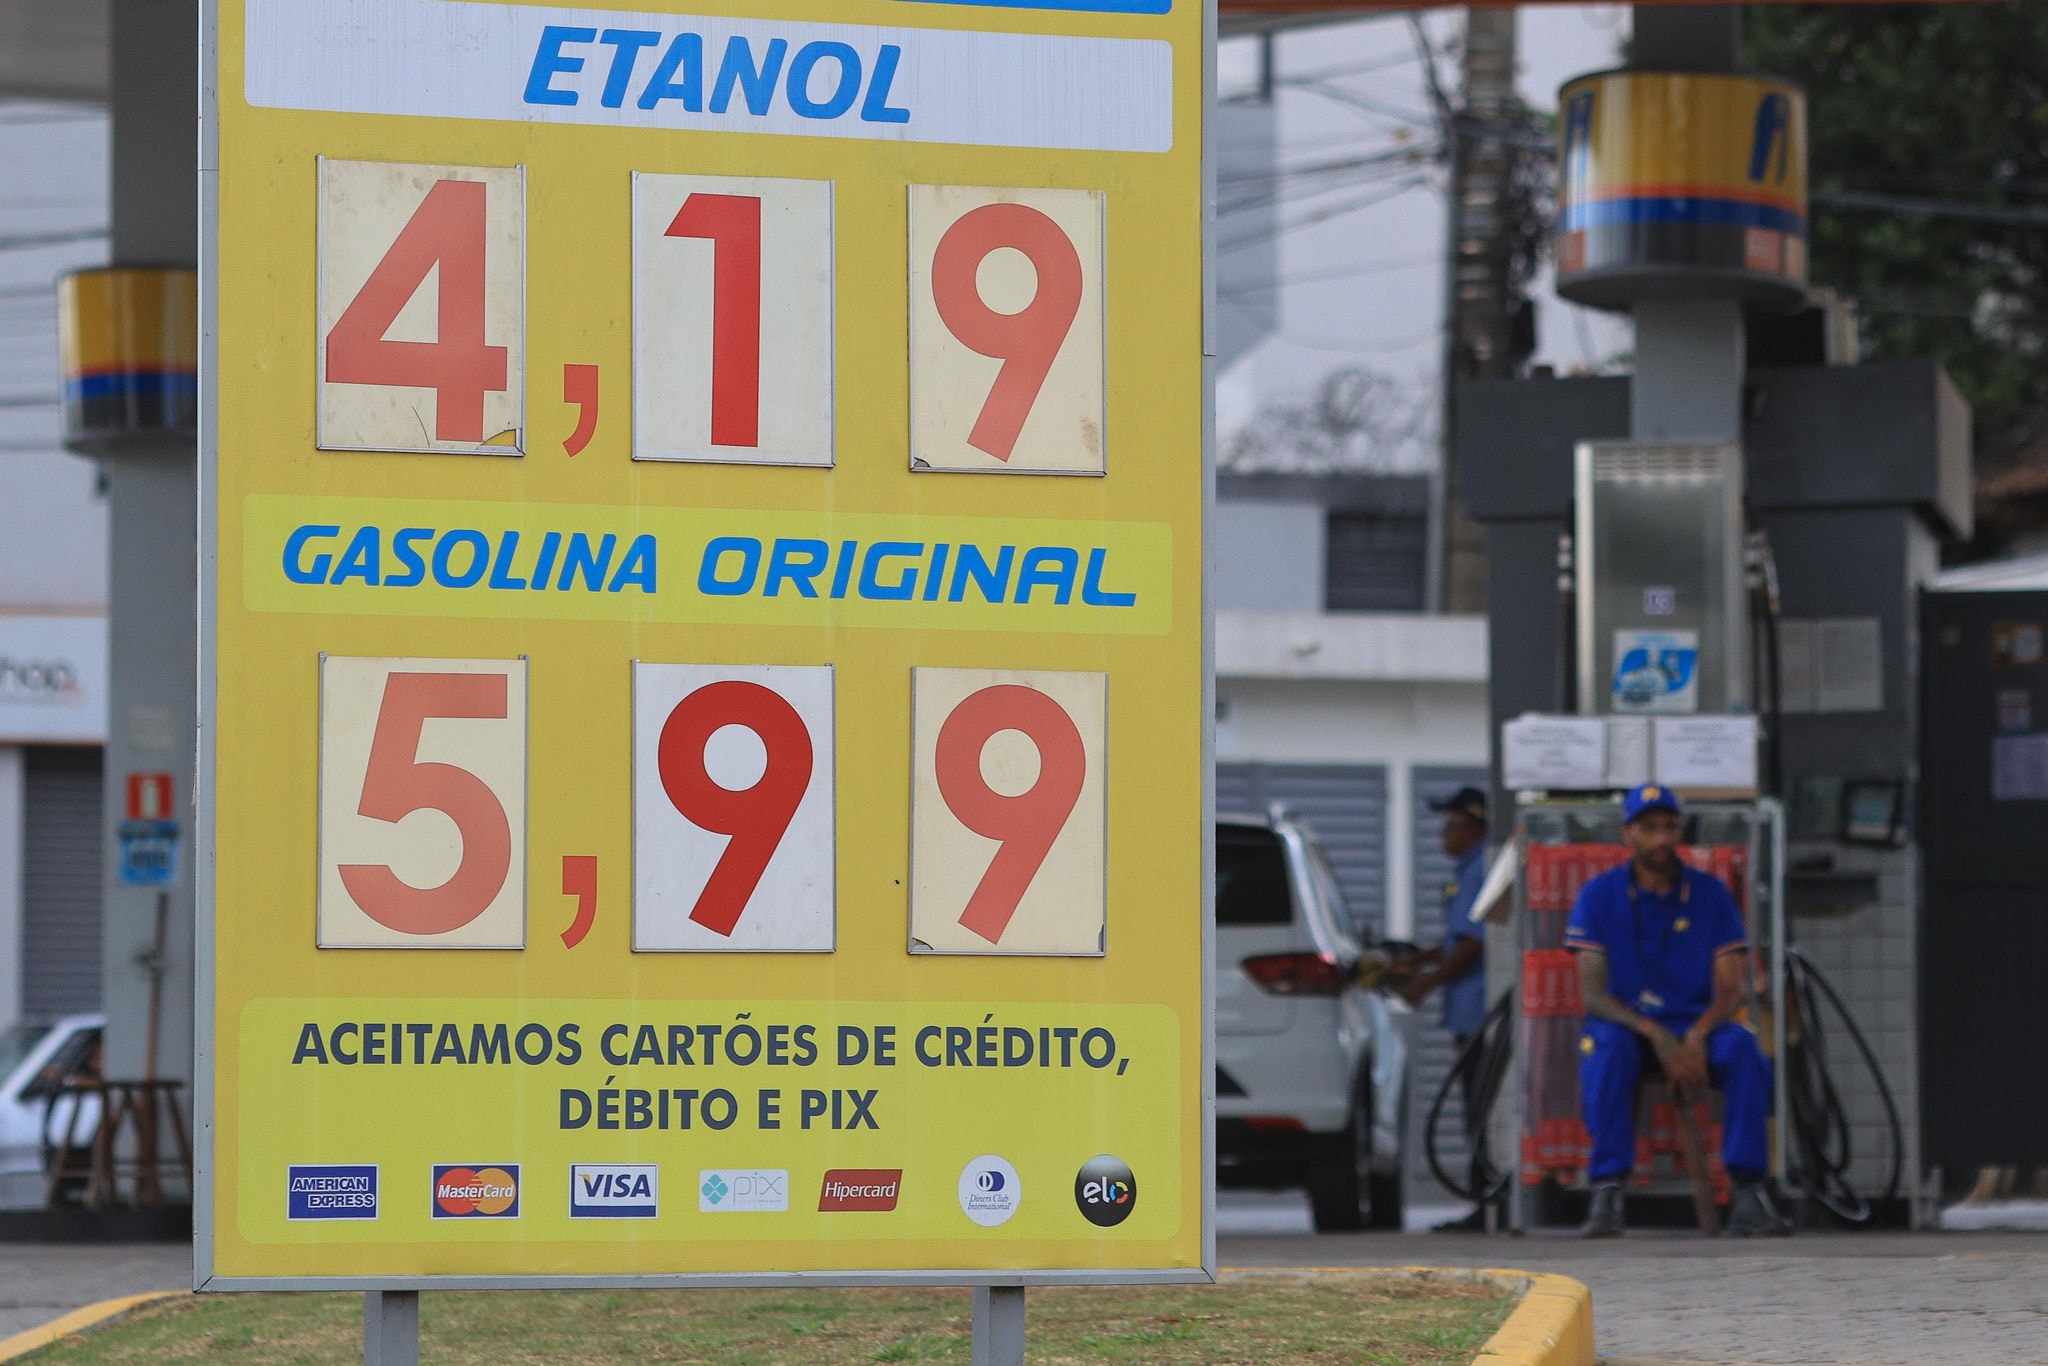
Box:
[1471,1269,1596,1366]
[0,1291,184,1362]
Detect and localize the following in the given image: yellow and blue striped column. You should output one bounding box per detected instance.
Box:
[57,267,197,450]
[1555,72,1807,313]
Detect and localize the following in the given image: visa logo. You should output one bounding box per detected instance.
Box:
[570,1163,659,1219]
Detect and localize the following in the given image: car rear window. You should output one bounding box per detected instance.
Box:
[1216,825,1293,925]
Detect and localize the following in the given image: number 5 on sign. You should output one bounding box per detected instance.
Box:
[910,185,1106,475]
[633,173,834,466]
[633,663,835,952]
[317,656,527,948]
[910,668,1106,955]
[317,159,524,455]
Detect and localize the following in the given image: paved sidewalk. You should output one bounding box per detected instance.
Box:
[1223,1228,2048,1365]
[0,1243,187,1341]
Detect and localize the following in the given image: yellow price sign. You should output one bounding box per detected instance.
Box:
[201,0,1209,1288]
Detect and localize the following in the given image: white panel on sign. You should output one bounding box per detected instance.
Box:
[318,656,528,948]
[1652,715,1758,791]
[1815,617,1883,714]
[244,0,1174,154]
[909,667,1106,955]
[633,663,835,952]
[633,173,833,467]
[1500,714,1606,791]
[317,158,525,455]
[909,184,1106,475]
[1603,715,1651,789]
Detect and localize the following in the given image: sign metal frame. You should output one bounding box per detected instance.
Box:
[196,0,1215,1292]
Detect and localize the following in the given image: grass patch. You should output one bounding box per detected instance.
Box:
[25,1270,1515,1365]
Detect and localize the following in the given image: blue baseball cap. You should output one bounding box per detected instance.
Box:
[1622,783,1683,824]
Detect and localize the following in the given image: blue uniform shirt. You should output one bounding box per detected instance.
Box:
[1441,846,1489,1036]
[1564,862,1746,1027]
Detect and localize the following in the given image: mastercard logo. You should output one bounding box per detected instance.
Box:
[430,1164,520,1218]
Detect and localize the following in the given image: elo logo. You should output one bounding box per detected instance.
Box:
[698,1168,789,1213]
[569,1163,658,1219]
[1073,1155,1137,1227]
[431,1164,519,1219]
[957,1154,1021,1226]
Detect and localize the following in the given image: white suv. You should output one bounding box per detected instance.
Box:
[0,1014,104,1209]
[1214,813,1409,1231]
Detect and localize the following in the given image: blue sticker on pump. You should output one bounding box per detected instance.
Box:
[1611,629,1701,714]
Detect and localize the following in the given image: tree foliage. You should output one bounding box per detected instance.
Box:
[1745,4,2048,458]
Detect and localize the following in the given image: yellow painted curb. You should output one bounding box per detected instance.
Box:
[1217,1264,1593,1366]
[1471,1270,1596,1366]
[0,1291,184,1363]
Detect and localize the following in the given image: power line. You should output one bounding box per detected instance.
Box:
[0,228,106,250]
[1218,252,1440,297]
[1219,175,1433,251]
[1812,187,2048,228]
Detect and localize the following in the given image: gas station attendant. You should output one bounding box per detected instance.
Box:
[1567,784,1790,1238]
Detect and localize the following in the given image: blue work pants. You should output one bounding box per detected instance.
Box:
[1579,1017,1771,1182]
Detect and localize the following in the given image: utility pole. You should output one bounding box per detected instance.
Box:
[1435,7,1523,613]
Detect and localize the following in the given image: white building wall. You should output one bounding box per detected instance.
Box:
[1213,502,1324,613]
[1217,611,1490,940]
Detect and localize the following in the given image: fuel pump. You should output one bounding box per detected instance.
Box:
[1426,438,1903,1231]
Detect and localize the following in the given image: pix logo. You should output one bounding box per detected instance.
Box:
[431,1164,520,1219]
[699,1168,789,1213]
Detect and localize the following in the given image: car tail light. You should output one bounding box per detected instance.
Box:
[1240,951,1345,997]
[1241,1116,1306,1132]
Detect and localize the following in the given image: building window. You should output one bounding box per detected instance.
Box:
[1325,511,1426,612]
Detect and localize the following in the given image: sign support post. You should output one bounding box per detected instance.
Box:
[972,1286,1026,1366]
[363,1290,418,1366]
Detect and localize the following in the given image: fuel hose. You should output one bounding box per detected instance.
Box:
[1423,986,1517,1206]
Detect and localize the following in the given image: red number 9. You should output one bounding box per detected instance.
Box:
[934,685,1087,944]
[657,680,813,937]
[930,203,1084,463]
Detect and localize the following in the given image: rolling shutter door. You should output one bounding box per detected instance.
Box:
[22,746,102,1021]
[1215,762,1387,941]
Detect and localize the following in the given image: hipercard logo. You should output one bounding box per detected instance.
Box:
[431,1164,520,1218]
[699,1168,788,1213]
[287,1164,378,1220]
[957,1155,1021,1226]
[569,1164,658,1219]
[818,1169,902,1212]
[1073,1155,1137,1227]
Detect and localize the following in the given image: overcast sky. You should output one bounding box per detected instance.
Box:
[1218,6,1632,470]
[0,99,108,611]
